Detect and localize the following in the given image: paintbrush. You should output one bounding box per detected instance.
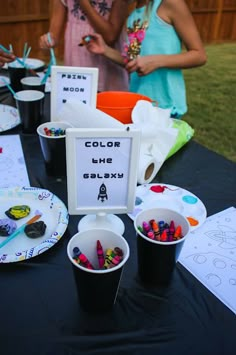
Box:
[78,35,93,47]
[0,44,39,77]
[0,211,42,249]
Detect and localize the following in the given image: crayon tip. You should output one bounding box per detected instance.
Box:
[174,225,182,239]
[114,247,123,257]
[160,229,168,242]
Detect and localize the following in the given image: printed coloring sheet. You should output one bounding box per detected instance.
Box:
[0,135,30,188]
[179,207,236,314]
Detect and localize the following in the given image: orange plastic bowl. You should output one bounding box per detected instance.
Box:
[96,91,153,124]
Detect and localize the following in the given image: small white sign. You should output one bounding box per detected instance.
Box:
[50,65,98,121]
[66,128,141,215]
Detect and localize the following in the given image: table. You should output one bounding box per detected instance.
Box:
[0,86,236,355]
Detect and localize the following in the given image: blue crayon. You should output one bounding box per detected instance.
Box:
[158,220,165,234]
[72,246,82,263]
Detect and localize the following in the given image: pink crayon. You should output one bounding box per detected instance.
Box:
[79,254,95,270]
[96,240,105,268]
[147,231,155,239]
[142,221,151,234]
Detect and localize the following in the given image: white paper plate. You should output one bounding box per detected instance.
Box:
[128,183,207,231]
[6,58,45,70]
[0,76,10,88]
[0,104,21,132]
[0,187,69,263]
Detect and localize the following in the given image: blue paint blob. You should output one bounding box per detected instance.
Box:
[182,195,198,204]
[135,196,143,206]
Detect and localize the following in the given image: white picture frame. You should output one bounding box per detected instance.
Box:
[66,127,141,215]
[50,65,98,121]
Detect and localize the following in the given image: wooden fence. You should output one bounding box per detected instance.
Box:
[0,0,235,62]
[186,0,236,43]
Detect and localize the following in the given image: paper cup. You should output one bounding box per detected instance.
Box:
[67,229,130,313]
[37,121,72,177]
[14,90,45,133]
[21,76,45,93]
[8,64,27,92]
[134,208,190,286]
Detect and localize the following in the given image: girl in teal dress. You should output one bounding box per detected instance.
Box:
[84,0,207,118]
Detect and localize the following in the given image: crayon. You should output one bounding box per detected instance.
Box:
[72,246,82,263]
[137,225,143,233]
[173,225,183,240]
[114,247,123,257]
[142,221,151,234]
[158,220,165,235]
[79,253,95,270]
[96,240,105,268]
[103,248,122,269]
[160,229,168,242]
[150,219,160,240]
[106,255,122,269]
[147,230,155,239]
[73,246,94,269]
[169,220,175,241]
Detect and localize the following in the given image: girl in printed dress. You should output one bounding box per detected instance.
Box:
[39,0,129,92]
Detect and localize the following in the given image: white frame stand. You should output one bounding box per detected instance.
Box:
[78,212,125,234]
[66,127,141,234]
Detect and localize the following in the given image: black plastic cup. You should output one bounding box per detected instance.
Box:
[37,122,72,177]
[8,63,27,92]
[14,90,45,133]
[134,208,190,286]
[21,76,45,93]
[67,229,130,313]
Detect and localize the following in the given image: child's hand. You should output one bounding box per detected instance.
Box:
[0,49,15,67]
[126,55,158,76]
[84,33,107,55]
[39,32,57,49]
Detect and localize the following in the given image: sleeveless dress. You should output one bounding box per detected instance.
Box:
[126,0,187,117]
[61,0,129,92]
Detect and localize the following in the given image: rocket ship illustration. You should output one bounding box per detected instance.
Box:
[98,183,108,202]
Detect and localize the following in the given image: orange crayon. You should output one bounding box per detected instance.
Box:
[173,225,182,240]
[150,220,160,240]
[160,229,168,242]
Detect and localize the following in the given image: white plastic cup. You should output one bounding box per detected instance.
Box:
[67,228,130,313]
[21,76,45,93]
[37,121,72,177]
[134,208,190,286]
[14,90,45,133]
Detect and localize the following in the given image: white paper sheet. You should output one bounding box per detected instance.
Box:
[0,135,30,187]
[179,206,236,314]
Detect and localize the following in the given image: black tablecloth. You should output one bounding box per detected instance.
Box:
[0,88,236,355]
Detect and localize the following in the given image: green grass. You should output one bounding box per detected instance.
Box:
[183,43,236,162]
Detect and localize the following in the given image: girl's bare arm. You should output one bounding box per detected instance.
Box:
[79,0,129,45]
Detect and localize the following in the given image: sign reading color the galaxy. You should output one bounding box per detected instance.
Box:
[66,128,141,215]
[50,66,98,121]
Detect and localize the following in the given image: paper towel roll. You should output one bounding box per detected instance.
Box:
[56,98,124,129]
[137,154,159,185]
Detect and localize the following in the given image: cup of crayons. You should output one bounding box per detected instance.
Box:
[134,208,190,286]
[37,121,72,177]
[67,228,130,313]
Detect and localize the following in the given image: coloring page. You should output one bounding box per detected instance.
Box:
[179,207,236,314]
[0,135,30,188]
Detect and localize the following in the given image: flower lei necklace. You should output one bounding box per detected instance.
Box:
[122,18,149,63]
